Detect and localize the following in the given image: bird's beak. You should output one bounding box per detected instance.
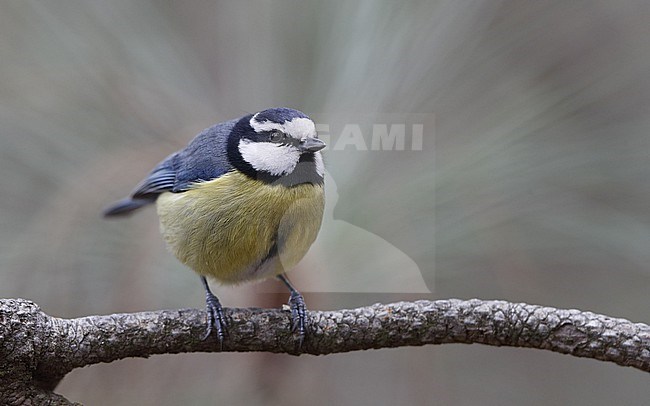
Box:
[299,137,326,153]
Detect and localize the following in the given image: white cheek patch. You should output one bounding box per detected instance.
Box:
[238,139,300,176]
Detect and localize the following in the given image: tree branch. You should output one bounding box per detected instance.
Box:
[2,298,650,404]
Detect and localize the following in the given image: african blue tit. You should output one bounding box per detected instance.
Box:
[104,107,326,346]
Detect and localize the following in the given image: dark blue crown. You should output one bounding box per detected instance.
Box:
[254,107,308,124]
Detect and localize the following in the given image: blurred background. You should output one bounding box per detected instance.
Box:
[2,0,650,404]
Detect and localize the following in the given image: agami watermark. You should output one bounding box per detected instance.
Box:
[314,114,433,151]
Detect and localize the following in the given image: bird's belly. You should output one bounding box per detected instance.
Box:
[156,171,324,284]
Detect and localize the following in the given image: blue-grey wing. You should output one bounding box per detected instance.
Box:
[171,117,237,192]
[132,153,178,198]
[104,118,238,217]
[103,153,177,217]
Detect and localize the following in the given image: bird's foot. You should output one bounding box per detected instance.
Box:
[203,290,227,349]
[288,290,307,349]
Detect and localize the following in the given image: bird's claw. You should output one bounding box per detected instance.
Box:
[203,291,227,350]
[288,290,307,349]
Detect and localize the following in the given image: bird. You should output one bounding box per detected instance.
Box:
[104,107,326,348]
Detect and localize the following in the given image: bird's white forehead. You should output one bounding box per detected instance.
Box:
[250,114,317,139]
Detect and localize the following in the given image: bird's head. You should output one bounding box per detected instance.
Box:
[227,108,325,185]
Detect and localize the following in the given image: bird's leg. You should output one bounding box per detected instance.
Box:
[277,273,307,349]
[201,276,227,348]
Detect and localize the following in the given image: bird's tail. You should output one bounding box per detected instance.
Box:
[103,197,156,217]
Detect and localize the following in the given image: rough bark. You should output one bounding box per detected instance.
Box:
[1,298,649,405]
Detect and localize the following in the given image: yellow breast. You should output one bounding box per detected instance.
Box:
[156,171,324,284]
